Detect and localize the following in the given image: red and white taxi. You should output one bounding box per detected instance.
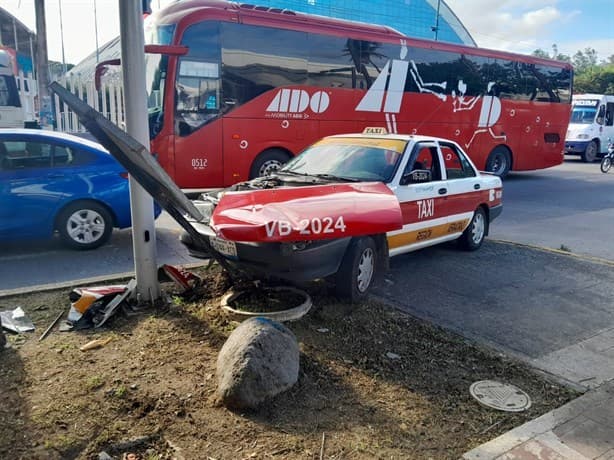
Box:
[50,83,501,302]
[183,128,503,301]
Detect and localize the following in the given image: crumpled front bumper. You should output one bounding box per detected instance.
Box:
[180,230,351,282]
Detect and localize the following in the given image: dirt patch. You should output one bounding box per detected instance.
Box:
[0,265,577,459]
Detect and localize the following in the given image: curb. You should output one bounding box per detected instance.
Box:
[0,262,209,299]
[491,239,614,267]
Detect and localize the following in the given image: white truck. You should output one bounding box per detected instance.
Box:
[0,49,25,129]
[565,94,614,162]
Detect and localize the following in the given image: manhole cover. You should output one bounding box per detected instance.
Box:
[469,380,532,412]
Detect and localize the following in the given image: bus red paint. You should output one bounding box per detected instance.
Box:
[142,0,572,188]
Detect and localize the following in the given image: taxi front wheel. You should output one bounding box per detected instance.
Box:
[459,207,487,251]
[335,237,377,303]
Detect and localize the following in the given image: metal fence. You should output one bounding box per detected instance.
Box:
[52,73,125,133]
[15,71,37,125]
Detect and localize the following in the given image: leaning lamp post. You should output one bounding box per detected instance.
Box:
[118,0,160,303]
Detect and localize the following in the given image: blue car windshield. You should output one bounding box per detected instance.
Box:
[281,138,407,183]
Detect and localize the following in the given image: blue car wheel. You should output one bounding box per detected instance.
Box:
[56,201,113,250]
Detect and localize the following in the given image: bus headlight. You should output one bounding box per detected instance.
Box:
[577,134,590,139]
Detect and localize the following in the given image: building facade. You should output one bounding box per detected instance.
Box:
[249,0,476,46]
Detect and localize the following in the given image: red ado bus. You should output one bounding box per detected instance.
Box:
[141,0,573,188]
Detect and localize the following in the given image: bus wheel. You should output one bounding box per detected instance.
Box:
[485,146,512,178]
[582,141,598,163]
[250,149,290,179]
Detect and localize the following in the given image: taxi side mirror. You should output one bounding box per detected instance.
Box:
[401,169,432,185]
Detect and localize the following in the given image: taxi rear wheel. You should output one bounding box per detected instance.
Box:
[335,237,377,303]
[459,207,487,251]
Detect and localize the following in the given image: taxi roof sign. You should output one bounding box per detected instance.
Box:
[363,127,388,135]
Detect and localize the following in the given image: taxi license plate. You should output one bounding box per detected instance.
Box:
[209,235,237,258]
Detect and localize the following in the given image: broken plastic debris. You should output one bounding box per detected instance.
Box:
[386,352,401,360]
[68,284,127,323]
[0,307,35,333]
[65,280,136,330]
[160,264,202,292]
[316,328,330,333]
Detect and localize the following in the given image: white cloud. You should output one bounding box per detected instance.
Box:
[557,39,614,62]
[445,0,581,55]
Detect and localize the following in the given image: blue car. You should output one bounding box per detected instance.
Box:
[0,129,160,249]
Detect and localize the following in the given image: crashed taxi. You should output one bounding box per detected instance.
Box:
[181,128,503,301]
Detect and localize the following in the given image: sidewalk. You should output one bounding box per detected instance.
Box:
[463,380,614,459]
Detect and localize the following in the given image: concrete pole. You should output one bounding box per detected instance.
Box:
[34,0,52,128]
[118,0,160,303]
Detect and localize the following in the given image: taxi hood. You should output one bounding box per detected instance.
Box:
[211,182,403,242]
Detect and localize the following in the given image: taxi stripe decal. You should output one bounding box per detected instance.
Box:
[387,217,471,250]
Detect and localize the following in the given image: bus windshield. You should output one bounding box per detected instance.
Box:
[144,22,175,138]
[570,102,599,124]
[144,53,167,138]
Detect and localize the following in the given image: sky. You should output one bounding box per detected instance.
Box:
[1,0,613,65]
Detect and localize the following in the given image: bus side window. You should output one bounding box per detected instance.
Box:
[605,103,614,127]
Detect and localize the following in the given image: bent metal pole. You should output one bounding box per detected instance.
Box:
[118,0,160,303]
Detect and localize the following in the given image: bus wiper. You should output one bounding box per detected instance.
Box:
[310,173,360,182]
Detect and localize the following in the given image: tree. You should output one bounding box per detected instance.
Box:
[532,48,551,59]
[531,46,570,62]
[572,48,598,73]
[574,64,614,93]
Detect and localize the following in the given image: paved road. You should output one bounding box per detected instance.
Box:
[0,212,201,293]
[492,157,614,260]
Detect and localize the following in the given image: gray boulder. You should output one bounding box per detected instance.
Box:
[216,317,299,410]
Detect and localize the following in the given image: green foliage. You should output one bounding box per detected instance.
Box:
[572,47,599,73]
[574,64,614,94]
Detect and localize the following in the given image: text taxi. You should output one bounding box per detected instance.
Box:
[182,128,503,301]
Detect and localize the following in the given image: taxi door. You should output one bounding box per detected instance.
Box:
[387,141,450,256]
[438,141,485,237]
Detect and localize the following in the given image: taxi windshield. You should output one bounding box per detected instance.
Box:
[280,137,407,183]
